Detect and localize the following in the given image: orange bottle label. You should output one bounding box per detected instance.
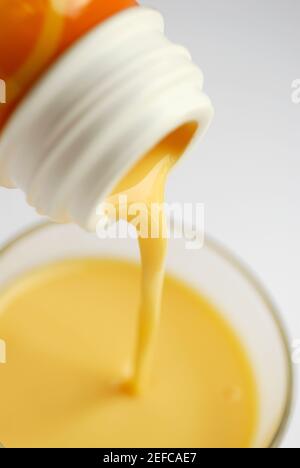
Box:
[0,0,137,131]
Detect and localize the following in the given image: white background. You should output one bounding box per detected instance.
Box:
[0,0,299,448]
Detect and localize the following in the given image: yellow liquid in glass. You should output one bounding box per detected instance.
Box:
[0,123,258,447]
[0,259,257,448]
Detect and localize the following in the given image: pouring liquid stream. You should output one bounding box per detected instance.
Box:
[107,123,198,394]
[0,121,258,447]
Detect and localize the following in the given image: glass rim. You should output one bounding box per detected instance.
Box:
[0,221,294,448]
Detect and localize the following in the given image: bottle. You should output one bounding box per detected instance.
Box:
[0,0,213,230]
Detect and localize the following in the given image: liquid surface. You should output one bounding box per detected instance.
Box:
[0,259,257,448]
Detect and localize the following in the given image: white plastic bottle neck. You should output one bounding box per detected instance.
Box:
[0,7,213,230]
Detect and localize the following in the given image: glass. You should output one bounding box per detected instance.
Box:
[0,221,293,448]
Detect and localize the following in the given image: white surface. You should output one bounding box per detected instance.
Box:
[0,0,299,448]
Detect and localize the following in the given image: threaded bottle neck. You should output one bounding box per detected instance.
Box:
[0,7,213,230]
